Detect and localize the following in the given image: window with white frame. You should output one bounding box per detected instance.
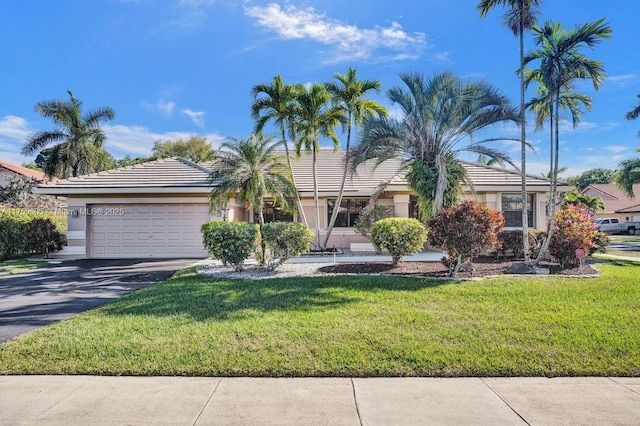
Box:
[501,193,534,228]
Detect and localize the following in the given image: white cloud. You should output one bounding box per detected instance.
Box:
[103,124,224,158]
[0,115,33,164]
[603,145,629,154]
[141,99,176,116]
[606,74,638,87]
[0,115,31,141]
[182,109,206,127]
[244,3,427,64]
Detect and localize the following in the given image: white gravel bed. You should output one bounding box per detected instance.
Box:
[196,260,335,280]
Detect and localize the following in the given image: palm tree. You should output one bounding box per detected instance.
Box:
[560,190,605,216]
[523,18,612,261]
[478,0,542,263]
[352,71,518,219]
[626,94,640,137]
[322,67,387,249]
[251,76,308,226]
[616,97,640,198]
[22,90,115,178]
[207,134,299,262]
[616,147,640,198]
[291,84,346,249]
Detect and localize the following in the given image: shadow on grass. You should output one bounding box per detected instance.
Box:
[100,269,452,321]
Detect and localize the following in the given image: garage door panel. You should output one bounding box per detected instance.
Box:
[89,203,210,258]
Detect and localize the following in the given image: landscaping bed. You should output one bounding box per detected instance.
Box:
[317,256,601,278]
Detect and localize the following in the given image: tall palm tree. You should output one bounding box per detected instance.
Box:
[22,90,115,178]
[478,0,542,263]
[251,76,308,226]
[322,67,387,249]
[523,18,612,261]
[528,80,592,219]
[352,71,518,219]
[207,134,299,262]
[291,84,346,249]
[616,97,640,198]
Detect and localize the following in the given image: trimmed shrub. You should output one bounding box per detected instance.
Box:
[549,205,599,268]
[354,205,395,237]
[26,218,65,258]
[427,200,504,277]
[0,208,67,259]
[201,221,258,271]
[370,218,427,266]
[496,230,537,259]
[262,222,315,271]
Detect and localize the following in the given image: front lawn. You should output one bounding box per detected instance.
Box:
[1,262,639,377]
[0,258,50,275]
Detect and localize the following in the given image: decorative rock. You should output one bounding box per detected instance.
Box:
[506,262,549,275]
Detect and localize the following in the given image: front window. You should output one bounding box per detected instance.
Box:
[255,200,293,223]
[501,194,534,228]
[327,198,368,227]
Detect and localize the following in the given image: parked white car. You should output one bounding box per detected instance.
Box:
[593,218,639,235]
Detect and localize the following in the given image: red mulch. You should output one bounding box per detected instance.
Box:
[316,256,601,279]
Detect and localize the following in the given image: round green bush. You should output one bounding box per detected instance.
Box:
[201,221,258,271]
[370,217,427,266]
[261,222,314,271]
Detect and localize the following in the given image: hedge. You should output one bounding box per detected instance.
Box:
[0,208,68,259]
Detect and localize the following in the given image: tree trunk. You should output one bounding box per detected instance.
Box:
[281,126,308,227]
[323,113,352,250]
[257,199,266,265]
[432,155,448,217]
[536,94,560,262]
[519,25,531,263]
[313,144,321,250]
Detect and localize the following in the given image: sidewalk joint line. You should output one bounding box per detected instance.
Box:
[480,378,531,426]
[36,376,94,421]
[350,378,364,426]
[607,377,640,397]
[193,377,223,426]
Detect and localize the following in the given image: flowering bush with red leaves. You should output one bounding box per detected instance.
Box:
[549,204,599,269]
[427,200,505,276]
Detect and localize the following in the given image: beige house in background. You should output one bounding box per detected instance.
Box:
[581,183,640,221]
[35,150,564,259]
[0,160,55,186]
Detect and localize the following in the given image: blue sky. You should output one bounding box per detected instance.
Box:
[1,0,639,177]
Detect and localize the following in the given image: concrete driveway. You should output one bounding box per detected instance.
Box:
[0,258,199,343]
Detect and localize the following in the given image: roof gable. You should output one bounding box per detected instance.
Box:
[0,161,54,182]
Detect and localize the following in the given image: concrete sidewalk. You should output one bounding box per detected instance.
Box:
[1,376,639,425]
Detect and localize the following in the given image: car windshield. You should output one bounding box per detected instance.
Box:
[594,219,603,224]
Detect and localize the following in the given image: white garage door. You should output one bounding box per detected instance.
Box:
[89,204,211,258]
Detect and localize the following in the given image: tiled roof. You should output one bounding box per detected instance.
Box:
[35,151,563,196]
[0,160,56,182]
[583,183,640,214]
[288,150,558,195]
[34,157,211,195]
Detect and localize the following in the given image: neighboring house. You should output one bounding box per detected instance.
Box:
[581,183,640,221]
[34,151,565,259]
[0,160,55,186]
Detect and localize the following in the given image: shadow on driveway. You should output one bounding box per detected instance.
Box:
[0,258,199,343]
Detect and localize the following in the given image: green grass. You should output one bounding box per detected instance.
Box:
[609,235,640,245]
[0,258,49,275]
[1,263,639,377]
[599,250,640,259]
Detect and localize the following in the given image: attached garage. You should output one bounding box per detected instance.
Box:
[88,203,210,258]
[33,158,224,259]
